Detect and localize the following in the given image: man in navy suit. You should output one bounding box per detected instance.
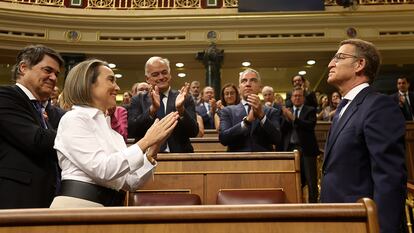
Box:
[219,68,281,152]
[196,86,216,129]
[391,75,414,121]
[128,56,199,153]
[281,87,319,203]
[285,75,317,109]
[0,45,64,208]
[320,39,406,233]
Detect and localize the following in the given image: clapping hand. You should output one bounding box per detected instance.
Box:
[176,82,190,115]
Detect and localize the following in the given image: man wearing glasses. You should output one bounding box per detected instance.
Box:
[128,56,199,153]
[0,45,64,208]
[320,39,406,233]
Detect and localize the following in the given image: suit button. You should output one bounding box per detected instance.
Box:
[322,170,327,175]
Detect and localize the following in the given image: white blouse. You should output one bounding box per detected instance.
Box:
[54,105,155,191]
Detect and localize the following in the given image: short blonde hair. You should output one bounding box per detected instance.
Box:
[62,59,108,108]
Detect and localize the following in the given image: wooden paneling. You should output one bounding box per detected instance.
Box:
[0,198,379,233]
[136,152,302,204]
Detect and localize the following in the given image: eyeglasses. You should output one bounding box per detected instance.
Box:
[331,53,360,63]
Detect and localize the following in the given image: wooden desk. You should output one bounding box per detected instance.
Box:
[0,198,379,233]
[190,137,226,152]
[133,151,302,204]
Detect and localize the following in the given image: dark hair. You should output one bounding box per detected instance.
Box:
[339,39,381,83]
[291,75,305,84]
[397,74,410,84]
[220,83,240,106]
[12,44,64,81]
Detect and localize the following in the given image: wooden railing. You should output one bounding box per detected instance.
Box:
[0,198,379,233]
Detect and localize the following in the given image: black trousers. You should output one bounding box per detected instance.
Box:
[288,144,318,203]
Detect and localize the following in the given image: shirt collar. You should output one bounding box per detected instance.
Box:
[16,83,49,108]
[293,105,303,111]
[343,83,369,101]
[160,87,170,98]
[399,90,409,96]
[72,105,103,118]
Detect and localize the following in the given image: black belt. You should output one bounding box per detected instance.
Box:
[59,180,126,206]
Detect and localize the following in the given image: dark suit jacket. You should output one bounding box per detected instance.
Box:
[128,89,199,153]
[285,90,318,109]
[321,86,407,233]
[196,102,215,129]
[391,91,414,120]
[219,103,282,152]
[0,85,59,208]
[281,105,319,157]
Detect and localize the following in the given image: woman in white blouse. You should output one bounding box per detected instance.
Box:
[50,59,178,208]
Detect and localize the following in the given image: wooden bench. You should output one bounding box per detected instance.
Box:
[127,151,302,205]
[190,137,226,152]
[203,129,218,138]
[0,198,379,233]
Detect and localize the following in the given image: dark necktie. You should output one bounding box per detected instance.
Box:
[31,100,47,129]
[245,103,251,115]
[331,98,349,130]
[403,94,413,120]
[156,93,166,119]
[156,94,168,152]
[32,100,61,194]
[294,108,299,119]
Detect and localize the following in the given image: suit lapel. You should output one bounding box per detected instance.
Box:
[323,86,371,166]
[12,85,43,127]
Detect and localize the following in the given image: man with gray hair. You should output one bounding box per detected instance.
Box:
[128,56,199,153]
[219,68,282,152]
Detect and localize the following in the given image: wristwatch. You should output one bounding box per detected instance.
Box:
[243,116,251,126]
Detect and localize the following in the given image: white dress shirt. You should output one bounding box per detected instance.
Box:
[54,105,155,191]
[340,83,370,118]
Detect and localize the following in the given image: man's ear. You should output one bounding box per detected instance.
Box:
[19,62,28,75]
[354,58,366,74]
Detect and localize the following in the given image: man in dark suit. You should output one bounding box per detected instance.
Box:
[285,75,318,109]
[219,68,282,152]
[320,39,406,233]
[281,87,319,203]
[196,86,216,129]
[128,56,199,153]
[391,75,414,121]
[0,45,64,208]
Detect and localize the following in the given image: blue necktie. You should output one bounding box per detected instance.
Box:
[331,98,349,129]
[156,94,167,152]
[32,100,47,129]
[294,108,299,119]
[156,93,166,119]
